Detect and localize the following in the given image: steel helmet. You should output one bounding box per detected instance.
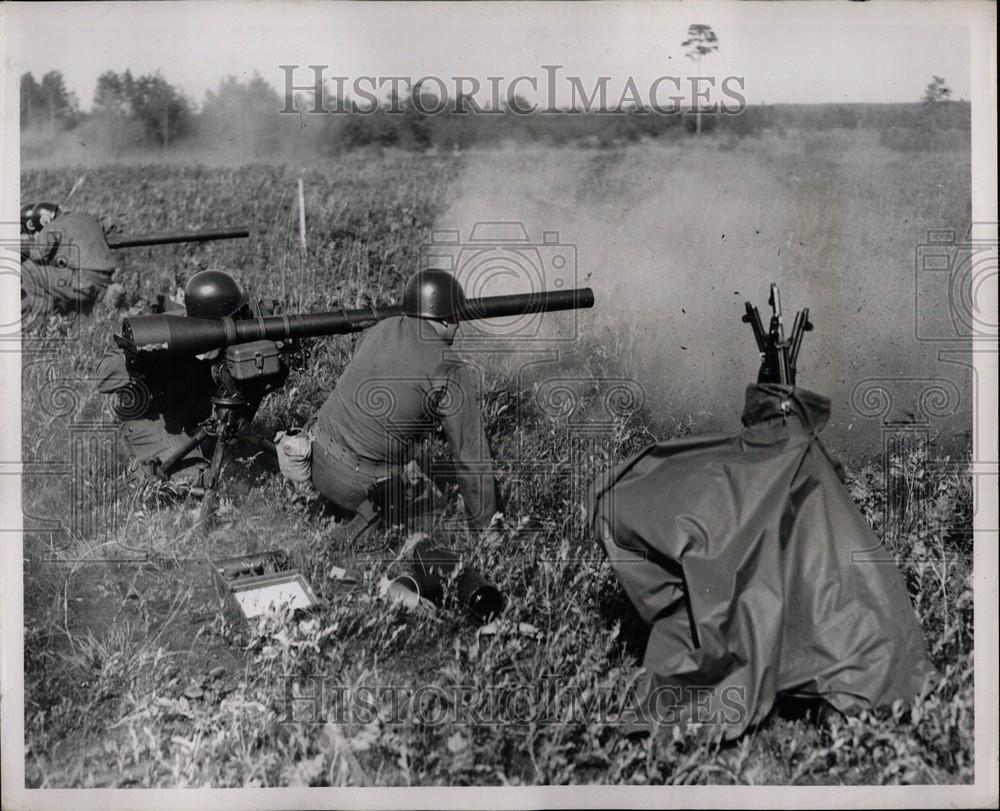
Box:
[183,270,247,318]
[402,269,467,321]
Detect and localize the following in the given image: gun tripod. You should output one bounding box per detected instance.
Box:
[156,392,275,529]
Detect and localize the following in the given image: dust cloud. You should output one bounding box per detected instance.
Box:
[437,138,973,455]
[20,113,320,169]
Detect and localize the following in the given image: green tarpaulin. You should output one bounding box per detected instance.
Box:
[590,383,935,738]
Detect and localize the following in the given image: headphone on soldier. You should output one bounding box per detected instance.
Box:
[20,202,61,235]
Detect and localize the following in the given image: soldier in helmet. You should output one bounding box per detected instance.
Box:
[306,269,498,532]
[96,269,252,482]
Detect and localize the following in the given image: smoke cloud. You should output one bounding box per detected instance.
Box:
[437,135,973,456]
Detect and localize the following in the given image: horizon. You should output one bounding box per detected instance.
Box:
[15,63,975,118]
[7,1,974,112]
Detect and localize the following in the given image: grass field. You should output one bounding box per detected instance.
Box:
[21,130,974,786]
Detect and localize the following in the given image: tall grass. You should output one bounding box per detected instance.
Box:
[21,137,973,786]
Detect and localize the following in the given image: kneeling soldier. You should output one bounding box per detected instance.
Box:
[308,269,498,530]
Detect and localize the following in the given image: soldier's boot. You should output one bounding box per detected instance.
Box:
[334,504,382,550]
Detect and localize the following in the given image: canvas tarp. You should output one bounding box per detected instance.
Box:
[589,383,936,739]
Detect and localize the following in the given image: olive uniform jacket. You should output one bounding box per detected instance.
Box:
[95,342,215,465]
[21,212,118,318]
[311,316,498,527]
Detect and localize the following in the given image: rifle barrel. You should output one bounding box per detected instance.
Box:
[769,283,782,320]
[743,302,766,353]
[789,307,811,369]
[458,287,594,320]
[121,287,596,357]
[107,226,250,249]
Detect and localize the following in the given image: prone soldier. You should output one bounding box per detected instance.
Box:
[19,201,250,322]
[20,203,122,319]
[303,269,499,533]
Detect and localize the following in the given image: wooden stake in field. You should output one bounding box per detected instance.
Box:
[297,176,308,253]
[297,174,309,309]
[64,173,87,205]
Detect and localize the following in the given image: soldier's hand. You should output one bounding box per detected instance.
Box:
[69,279,98,297]
[139,458,169,482]
[102,283,127,309]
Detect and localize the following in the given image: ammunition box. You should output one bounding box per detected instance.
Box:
[223,340,284,381]
[212,549,319,623]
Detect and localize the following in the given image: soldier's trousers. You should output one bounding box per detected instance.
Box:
[311,440,380,518]
[311,438,442,548]
[20,258,113,321]
[118,417,208,482]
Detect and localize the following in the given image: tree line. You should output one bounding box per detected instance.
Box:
[21,69,970,156]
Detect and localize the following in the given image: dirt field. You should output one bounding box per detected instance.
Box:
[21,131,973,786]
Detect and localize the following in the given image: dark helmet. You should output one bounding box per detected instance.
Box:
[402,269,466,321]
[184,269,247,318]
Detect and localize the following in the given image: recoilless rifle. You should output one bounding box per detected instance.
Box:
[117,286,596,526]
[22,202,249,262]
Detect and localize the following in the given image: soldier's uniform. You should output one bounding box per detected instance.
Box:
[309,272,497,529]
[95,270,250,481]
[96,346,215,479]
[20,210,120,320]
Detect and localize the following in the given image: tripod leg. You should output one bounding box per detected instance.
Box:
[240,431,277,455]
[196,435,229,529]
[159,425,211,477]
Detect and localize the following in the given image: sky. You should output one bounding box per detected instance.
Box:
[6,1,975,111]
